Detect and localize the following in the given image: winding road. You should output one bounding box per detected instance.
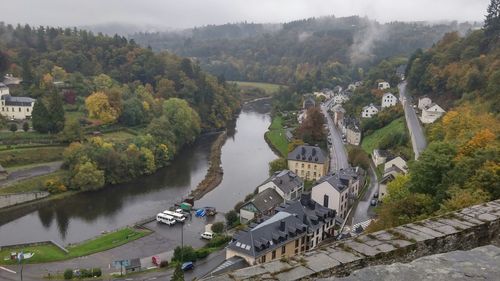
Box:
[398,82,427,159]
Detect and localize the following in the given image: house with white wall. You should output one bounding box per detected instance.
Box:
[418,96,432,110]
[361,104,380,118]
[377,81,390,90]
[421,103,445,124]
[381,93,397,108]
[257,170,304,202]
[0,83,35,120]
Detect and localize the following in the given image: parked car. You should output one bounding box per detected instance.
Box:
[370,199,377,206]
[373,192,379,199]
[201,231,214,240]
[181,261,194,271]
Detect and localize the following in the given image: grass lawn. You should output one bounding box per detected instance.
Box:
[265,116,288,157]
[0,170,68,195]
[65,111,84,123]
[229,81,284,95]
[0,131,54,141]
[361,117,406,154]
[0,146,65,167]
[101,130,137,142]
[0,227,150,265]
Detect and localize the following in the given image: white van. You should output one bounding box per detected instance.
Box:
[156,213,176,225]
[163,210,186,223]
[201,232,214,240]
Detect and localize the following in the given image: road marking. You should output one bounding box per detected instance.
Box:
[0,266,16,274]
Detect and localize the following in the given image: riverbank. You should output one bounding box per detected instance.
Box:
[264,115,288,157]
[190,131,227,200]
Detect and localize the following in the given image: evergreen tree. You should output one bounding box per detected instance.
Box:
[32,99,50,133]
[171,264,184,281]
[47,90,65,133]
[484,0,500,49]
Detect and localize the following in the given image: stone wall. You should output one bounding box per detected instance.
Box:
[0,191,50,209]
[205,200,500,281]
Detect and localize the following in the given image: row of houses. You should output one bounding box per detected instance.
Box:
[230,146,364,265]
[361,92,398,119]
[331,104,361,146]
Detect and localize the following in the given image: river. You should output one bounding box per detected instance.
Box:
[0,99,277,245]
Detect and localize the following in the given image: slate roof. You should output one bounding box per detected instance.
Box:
[275,194,336,232]
[316,167,359,193]
[1,94,35,106]
[243,188,283,213]
[260,170,303,195]
[288,145,327,164]
[228,211,308,258]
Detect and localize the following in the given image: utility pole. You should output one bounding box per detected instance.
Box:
[181,222,184,262]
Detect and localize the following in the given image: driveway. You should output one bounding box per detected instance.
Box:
[398,82,427,159]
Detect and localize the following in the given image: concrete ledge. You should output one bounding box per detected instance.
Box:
[204,199,500,280]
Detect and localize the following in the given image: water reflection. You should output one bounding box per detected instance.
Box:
[0,100,274,245]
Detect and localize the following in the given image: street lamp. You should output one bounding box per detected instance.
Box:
[17,251,24,281]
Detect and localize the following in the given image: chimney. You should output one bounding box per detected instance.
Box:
[280,220,285,231]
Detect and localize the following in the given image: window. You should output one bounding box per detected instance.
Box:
[19,107,21,112]
[271,250,276,259]
[27,108,29,112]
[301,237,305,244]
[313,172,316,177]
[307,164,310,169]
[295,240,299,247]
[314,165,317,170]
[261,255,266,263]
[295,249,298,254]
[281,245,286,255]
[301,163,304,168]
[323,194,329,208]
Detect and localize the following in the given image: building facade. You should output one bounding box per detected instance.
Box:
[377,81,390,90]
[381,93,397,108]
[0,83,35,120]
[239,188,284,223]
[361,104,380,118]
[421,103,445,124]
[287,145,329,181]
[257,170,304,202]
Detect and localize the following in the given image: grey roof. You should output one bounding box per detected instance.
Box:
[316,167,359,193]
[275,194,336,232]
[243,188,283,213]
[261,170,304,195]
[228,211,308,258]
[209,256,249,277]
[288,145,327,164]
[1,95,35,106]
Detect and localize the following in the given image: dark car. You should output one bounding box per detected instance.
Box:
[373,192,379,199]
[370,199,377,206]
[181,261,194,271]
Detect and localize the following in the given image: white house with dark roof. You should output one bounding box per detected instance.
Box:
[361,104,380,118]
[378,81,390,90]
[381,92,397,108]
[311,167,362,219]
[418,96,432,110]
[239,188,284,223]
[421,103,445,124]
[384,156,408,174]
[0,83,35,120]
[226,211,308,265]
[257,170,304,202]
[287,145,329,181]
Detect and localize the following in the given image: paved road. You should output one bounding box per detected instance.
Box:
[398,82,427,159]
[0,161,63,187]
[350,160,378,225]
[321,102,349,172]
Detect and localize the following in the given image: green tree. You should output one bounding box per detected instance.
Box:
[119,98,146,126]
[9,123,17,133]
[172,246,197,263]
[225,210,239,227]
[484,0,500,48]
[22,122,29,132]
[61,119,83,143]
[47,91,65,133]
[71,161,105,191]
[162,98,201,147]
[32,99,50,133]
[211,222,224,234]
[171,264,184,281]
[269,158,288,175]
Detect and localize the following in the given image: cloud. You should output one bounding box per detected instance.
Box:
[0,0,490,29]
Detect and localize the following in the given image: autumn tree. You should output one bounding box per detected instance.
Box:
[297,107,325,144]
[269,158,288,175]
[162,98,201,147]
[70,161,105,191]
[85,91,118,123]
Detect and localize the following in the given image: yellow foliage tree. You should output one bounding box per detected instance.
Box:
[85,91,118,123]
[457,129,496,158]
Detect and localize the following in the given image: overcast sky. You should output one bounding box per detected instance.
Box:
[1,0,490,29]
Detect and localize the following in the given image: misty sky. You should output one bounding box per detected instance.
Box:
[2,0,490,29]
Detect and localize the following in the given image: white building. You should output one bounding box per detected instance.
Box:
[0,83,35,120]
[418,96,432,110]
[257,170,304,202]
[421,103,445,124]
[333,93,350,104]
[381,93,397,108]
[361,104,380,118]
[384,156,408,174]
[373,149,390,166]
[311,167,362,219]
[377,81,390,90]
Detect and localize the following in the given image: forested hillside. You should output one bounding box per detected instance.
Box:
[369,4,500,232]
[132,16,479,89]
[0,23,240,129]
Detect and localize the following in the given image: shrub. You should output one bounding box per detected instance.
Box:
[45,178,68,194]
[80,268,91,278]
[92,268,102,277]
[63,269,73,280]
[225,210,239,227]
[211,222,224,234]
[159,260,169,268]
[196,248,211,259]
[172,246,197,263]
[206,235,231,248]
[9,123,17,133]
[22,122,29,132]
